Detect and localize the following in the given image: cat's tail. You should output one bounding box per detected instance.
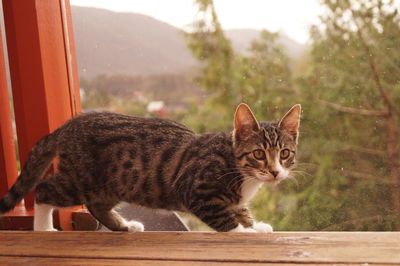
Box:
[0,129,60,215]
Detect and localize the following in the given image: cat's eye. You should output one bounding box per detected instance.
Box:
[280,149,290,160]
[253,149,266,160]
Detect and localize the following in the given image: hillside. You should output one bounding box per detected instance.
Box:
[71,6,196,78]
[71,6,306,79]
[226,29,306,60]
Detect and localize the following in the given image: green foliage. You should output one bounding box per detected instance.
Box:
[294,0,400,231]
[184,1,297,130]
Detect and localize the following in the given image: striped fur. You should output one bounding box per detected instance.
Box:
[0,104,300,232]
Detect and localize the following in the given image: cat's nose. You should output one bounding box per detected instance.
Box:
[270,171,279,178]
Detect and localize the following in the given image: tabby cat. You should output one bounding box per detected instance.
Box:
[0,103,301,232]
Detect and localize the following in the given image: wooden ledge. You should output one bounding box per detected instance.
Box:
[0,231,399,265]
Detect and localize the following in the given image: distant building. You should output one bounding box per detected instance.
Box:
[147,101,167,117]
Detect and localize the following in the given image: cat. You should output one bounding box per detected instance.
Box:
[0,103,301,232]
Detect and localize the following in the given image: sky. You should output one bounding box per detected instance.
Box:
[69,0,322,44]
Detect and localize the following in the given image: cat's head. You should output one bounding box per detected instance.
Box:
[232,103,301,185]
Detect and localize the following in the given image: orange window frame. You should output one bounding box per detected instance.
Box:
[0,0,82,230]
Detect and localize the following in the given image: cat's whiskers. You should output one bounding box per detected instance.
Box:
[228,174,257,192]
[291,170,312,178]
[226,174,246,190]
[226,172,256,192]
[216,167,255,191]
[239,176,257,189]
[216,169,245,180]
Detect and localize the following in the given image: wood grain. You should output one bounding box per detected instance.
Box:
[0,257,385,266]
[0,231,399,264]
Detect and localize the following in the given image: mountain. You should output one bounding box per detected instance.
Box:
[71,6,196,79]
[71,6,306,79]
[226,29,306,60]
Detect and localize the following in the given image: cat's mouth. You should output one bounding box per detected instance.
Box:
[256,171,285,185]
[242,167,282,184]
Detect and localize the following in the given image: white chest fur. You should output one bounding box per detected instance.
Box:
[239,179,263,206]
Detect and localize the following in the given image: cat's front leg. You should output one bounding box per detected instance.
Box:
[235,207,273,233]
[189,201,246,232]
[235,207,254,228]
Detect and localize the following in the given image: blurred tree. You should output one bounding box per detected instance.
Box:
[295,0,400,230]
[184,0,296,133]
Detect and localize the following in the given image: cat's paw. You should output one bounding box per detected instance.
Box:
[241,227,257,233]
[125,221,144,232]
[253,222,273,233]
[229,224,257,233]
[34,227,58,231]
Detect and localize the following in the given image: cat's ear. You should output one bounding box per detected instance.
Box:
[234,103,260,141]
[278,104,301,141]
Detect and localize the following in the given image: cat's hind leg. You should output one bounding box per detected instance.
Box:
[86,203,144,232]
[34,173,84,231]
[33,203,57,231]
